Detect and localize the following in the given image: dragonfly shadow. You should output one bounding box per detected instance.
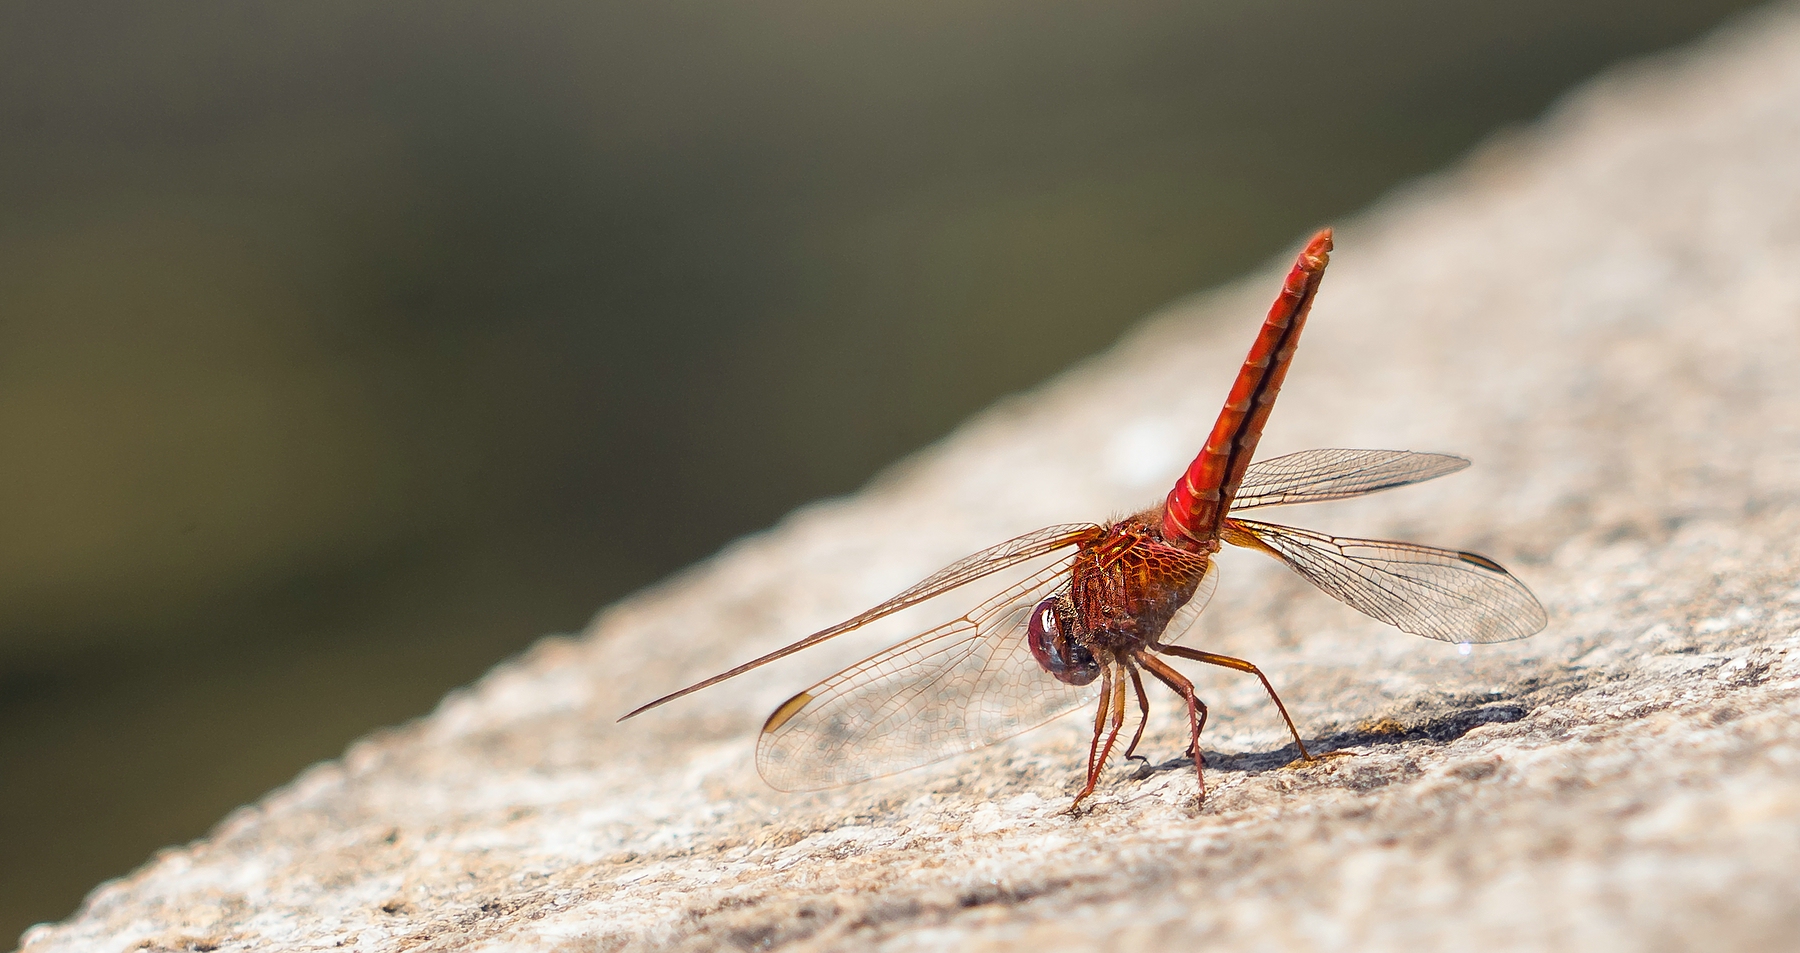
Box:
[1127,699,1532,779]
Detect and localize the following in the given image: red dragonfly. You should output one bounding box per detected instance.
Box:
[623,229,1545,808]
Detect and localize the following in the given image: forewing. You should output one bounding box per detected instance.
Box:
[620,523,1103,720]
[757,556,1097,791]
[1230,449,1470,510]
[1224,518,1546,643]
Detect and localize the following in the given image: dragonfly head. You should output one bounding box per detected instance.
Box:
[1027,595,1099,686]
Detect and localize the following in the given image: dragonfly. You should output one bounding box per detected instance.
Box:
[622,229,1546,808]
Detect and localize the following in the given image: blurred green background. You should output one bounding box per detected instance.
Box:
[0,0,1767,940]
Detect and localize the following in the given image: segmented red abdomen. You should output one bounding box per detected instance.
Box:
[1162,229,1333,547]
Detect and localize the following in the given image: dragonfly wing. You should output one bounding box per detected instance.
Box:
[1230,449,1470,510]
[620,522,1103,720]
[1159,558,1220,646]
[1223,518,1546,643]
[757,557,1098,791]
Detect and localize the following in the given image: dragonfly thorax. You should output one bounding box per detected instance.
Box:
[1056,518,1211,656]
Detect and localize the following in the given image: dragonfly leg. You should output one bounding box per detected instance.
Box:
[1072,665,1115,808]
[1136,651,1210,804]
[1122,665,1152,762]
[1156,645,1312,760]
[1070,663,1130,810]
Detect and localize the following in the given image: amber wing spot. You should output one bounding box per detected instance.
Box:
[762,692,815,734]
[1455,551,1508,573]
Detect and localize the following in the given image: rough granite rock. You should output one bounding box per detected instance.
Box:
[20,5,1800,952]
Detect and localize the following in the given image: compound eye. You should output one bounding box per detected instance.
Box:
[1025,596,1099,686]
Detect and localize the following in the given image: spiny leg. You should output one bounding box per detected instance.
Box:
[1098,665,1130,767]
[1076,665,1115,805]
[1136,651,1210,803]
[1122,665,1152,762]
[1070,663,1130,809]
[1137,653,1208,757]
[1157,644,1313,761]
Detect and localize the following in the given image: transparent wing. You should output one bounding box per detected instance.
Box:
[1158,559,1220,647]
[1223,518,1546,643]
[1230,449,1470,510]
[757,556,1098,791]
[621,523,1103,720]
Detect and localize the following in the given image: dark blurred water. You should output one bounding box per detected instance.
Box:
[0,0,1768,939]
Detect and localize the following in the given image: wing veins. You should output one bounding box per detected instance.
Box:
[758,557,1091,790]
[1226,517,1546,643]
[1230,449,1470,511]
[818,561,1066,740]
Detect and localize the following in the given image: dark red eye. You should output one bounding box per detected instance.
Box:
[1026,597,1098,686]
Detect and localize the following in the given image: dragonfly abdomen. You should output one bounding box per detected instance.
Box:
[1162,230,1333,547]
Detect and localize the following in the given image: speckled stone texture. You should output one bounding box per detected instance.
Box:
[21,5,1800,952]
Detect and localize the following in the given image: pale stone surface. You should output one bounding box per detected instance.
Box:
[21,5,1800,952]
